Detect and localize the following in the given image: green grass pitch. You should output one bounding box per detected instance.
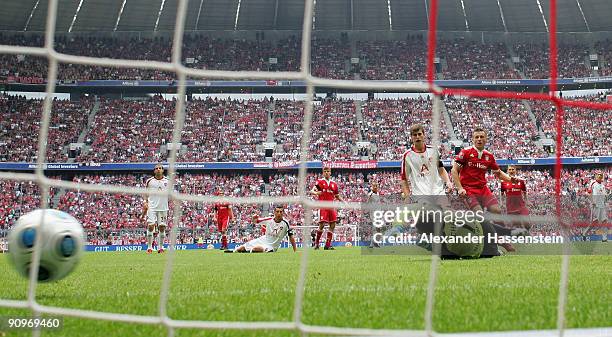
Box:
[0,248,610,336]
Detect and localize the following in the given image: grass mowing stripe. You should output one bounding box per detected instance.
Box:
[0,248,609,336]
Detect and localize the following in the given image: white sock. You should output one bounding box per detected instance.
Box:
[147,230,153,249]
[159,231,166,249]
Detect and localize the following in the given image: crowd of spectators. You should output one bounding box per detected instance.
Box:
[445,96,546,158]
[513,43,592,79]
[439,40,520,80]
[0,178,60,231]
[77,97,176,162]
[311,38,352,79]
[309,100,359,161]
[2,93,610,162]
[272,100,304,161]
[179,97,229,161]
[75,96,270,163]
[0,167,608,244]
[0,95,92,162]
[215,99,268,161]
[595,40,612,76]
[272,99,361,162]
[530,94,611,157]
[2,34,608,81]
[0,180,46,230]
[54,173,265,243]
[361,98,451,160]
[357,38,427,80]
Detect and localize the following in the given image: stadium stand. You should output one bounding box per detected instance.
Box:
[445,96,546,158]
[360,98,451,160]
[357,39,427,80]
[0,95,92,162]
[514,43,592,79]
[1,94,609,163]
[309,100,359,161]
[1,34,603,82]
[439,40,520,80]
[530,95,611,157]
[77,97,175,163]
[595,40,612,76]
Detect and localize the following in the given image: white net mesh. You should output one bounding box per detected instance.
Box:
[0,0,609,336]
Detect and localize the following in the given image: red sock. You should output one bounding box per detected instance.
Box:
[325,231,334,248]
[222,235,228,249]
[315,230,323,246]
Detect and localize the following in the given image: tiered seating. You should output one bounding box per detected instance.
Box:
[530,95,611,157]
[445,96,546,158]
[0,95,92,162]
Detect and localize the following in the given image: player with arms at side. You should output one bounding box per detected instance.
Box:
[590,172,609,242]
[400,124,453,203]
[311,166,345,250]
[228,205,296,253]
[399,124,453,253]
[367,181,382,248]
[214,190,235,250]
[141,163,170,254]
[451,127,525,253]
[500,165,530,227]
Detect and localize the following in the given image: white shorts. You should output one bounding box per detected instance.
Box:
[412,195,451,208]
[147,210,168,227]
[243,237,275,252]
[592,206,608,222]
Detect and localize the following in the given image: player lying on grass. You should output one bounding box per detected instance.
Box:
[227,205,297,253]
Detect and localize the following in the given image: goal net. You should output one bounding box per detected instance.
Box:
[0,0,610,336]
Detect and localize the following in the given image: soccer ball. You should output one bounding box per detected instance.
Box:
[8,209,84,282]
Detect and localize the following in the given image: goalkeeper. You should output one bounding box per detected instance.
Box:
[407,202,521,259]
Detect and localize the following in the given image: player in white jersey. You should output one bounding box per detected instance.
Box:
[400,124,453,204]
[141,163,170,254]
[228,205,296,253]
[590,172,609,242]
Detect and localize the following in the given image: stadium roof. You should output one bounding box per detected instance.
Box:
[0,0,610,33]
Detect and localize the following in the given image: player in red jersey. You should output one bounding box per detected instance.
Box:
[500,165,530,227]
[451,127,517,212]
[310,166,345,250]
[451,127,525,253]
[214,190,235,250]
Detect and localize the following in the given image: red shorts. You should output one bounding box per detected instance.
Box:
[217,217,230,232]
[507,207,530,216]
[464,186,499,209]
[319,209,337,223]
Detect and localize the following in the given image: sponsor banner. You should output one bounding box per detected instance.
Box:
[273,161,298,168]
[85,242,362,252]
[322,161,378,169]
[571,76,612,84]
[86,244,193,252]
[0,157,609,171]
[80,236,609,253]
[6,76,45,84]
[71,80,296,87]
[6,77,612,88]
[68,77,612,87]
